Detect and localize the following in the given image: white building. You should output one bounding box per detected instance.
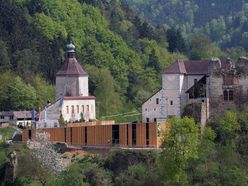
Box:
[0,111,32,126]
[37,43,96,128]
[142,60,208,123]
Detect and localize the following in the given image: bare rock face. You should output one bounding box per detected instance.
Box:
[3,151,17,184]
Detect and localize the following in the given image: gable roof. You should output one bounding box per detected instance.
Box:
[163,60,209,75]
[163,60,186,74]
[56,57,88,76]
[13,111,32,119]
[0,112,13,116]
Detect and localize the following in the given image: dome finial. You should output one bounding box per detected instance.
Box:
[66,42,75,58]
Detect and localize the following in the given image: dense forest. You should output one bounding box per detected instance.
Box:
[127,0,248,51]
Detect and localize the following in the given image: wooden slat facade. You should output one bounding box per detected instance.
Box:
[149,123,158,147]
[119,124,127,146]
[136,123,146,147]
[22,122,159,148]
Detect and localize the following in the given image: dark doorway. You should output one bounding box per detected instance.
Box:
[85,127,87,145]
[112,125,120,145]
[132,124,136,145]
[146,123,149,146]
[28,130,31,140]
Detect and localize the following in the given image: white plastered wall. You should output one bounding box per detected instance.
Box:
[162,74,181,116]
[142,90,162,123]
[56,75,89,99]
[62,99,96,122]
[78,76,89,96]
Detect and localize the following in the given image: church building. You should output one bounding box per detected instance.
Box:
[37,43,96,128]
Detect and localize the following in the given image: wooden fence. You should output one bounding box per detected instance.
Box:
[22,123,159,148]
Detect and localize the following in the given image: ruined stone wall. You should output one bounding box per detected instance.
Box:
[237,76,248,106]
[208,74,242,117]
[208,57,248,118]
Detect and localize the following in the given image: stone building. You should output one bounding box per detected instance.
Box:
[142,57,248,124]
[37,43,96,128]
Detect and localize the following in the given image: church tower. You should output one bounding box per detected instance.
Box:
[37,43,96,128]
[56,43,89,99]
[56,43,96,122]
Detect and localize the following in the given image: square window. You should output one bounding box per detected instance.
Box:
[170,101,173,105]
[156,98,159,104]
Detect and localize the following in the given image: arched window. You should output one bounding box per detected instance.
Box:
[66,106,69,114]
[71,106,74,114]
[77,105,79,113]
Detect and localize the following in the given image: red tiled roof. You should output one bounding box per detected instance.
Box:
[163,60,209,75]
[64,96,96,100]
[163,60,186,74]
[56,57,88,76]
[183,60,209,75]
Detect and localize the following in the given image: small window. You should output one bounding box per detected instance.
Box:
[9,116,13,120]
[71,106,74,114]
[146,118,149,123]
[77,105,79,113]
[170,101,173,105]
[0,116,4,119]
[194,79,197,84]
[156,98,159,104]
[66,106,69,114]
[82,105,84,113]
[87,105,89,112]
[154,118,157,122]
[145,108,147,111]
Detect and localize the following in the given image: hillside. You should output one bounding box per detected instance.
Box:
[1,0,247,120]
[0,0,183,120]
